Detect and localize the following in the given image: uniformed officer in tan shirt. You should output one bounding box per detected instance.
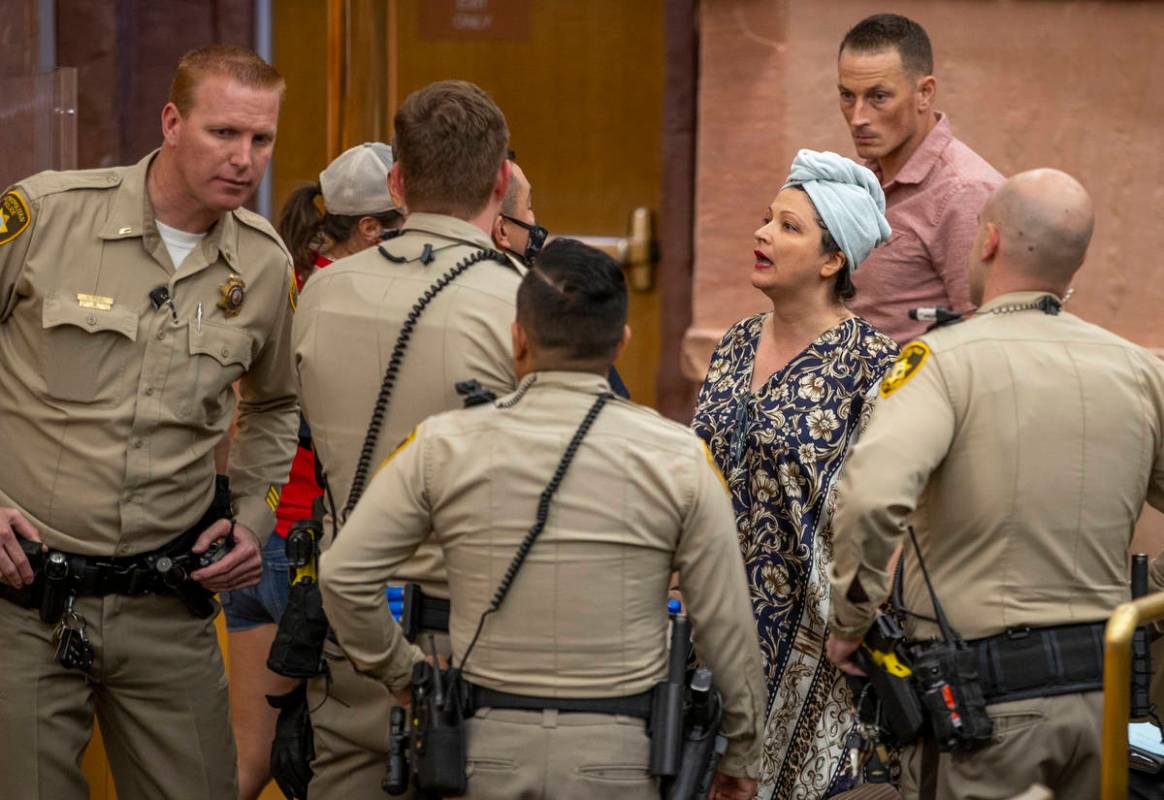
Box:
[292,80,523,797]
[320,237,766,800]
[825,169,1164,799]
[0,46,298,800]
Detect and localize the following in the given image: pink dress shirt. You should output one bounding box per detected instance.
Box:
[851,113,1003,343]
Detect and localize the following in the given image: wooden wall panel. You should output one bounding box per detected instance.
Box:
[270,0,328,222]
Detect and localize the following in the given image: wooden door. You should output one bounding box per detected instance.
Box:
[388,0,666,404]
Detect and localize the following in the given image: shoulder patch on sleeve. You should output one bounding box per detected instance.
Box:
[699,440,730,495]
[0,190,31,246]
[375,427,418,474]
[879,341,931,398]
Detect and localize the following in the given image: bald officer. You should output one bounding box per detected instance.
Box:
[0,45,298,800]
[292,80,522,797]
[825,169,1164,799]
[320,238,766,800]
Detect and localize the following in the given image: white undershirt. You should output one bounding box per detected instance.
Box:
[156,220,207,269]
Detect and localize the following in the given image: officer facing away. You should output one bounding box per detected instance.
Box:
[320,238,767,800]
[290,79,523,797]
[826,169,1164,799]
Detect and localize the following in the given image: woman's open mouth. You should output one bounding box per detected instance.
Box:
[754,250,774,270]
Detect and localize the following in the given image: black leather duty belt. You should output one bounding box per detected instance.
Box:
[967,621,1105,705]
[466,683,654,721]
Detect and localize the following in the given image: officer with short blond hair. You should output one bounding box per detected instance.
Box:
[827,169,1164,800]
[0,44,298,800]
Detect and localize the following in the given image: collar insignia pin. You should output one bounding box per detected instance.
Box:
[218,274,246,318]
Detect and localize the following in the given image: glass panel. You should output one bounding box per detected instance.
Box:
[0,68,78,190]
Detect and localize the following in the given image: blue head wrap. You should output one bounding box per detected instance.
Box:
[780,149,891,271]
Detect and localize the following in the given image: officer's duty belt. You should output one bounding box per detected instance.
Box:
[966,621,1105,705]
[1,543,202,609]
[466,682,654,721]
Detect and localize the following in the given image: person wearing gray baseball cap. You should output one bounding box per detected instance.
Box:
[221,143,404,800]
[278,142,404,290]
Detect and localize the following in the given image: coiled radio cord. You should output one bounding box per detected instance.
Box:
[459,392,612,671]
[342,247,510,523]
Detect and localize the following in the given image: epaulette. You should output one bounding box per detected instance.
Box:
[16,167,124,201]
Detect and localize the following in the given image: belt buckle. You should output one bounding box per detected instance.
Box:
[1004,625,1032,640]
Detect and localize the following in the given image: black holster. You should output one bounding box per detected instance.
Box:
[909,640,994,752]
[408,660,469,797]
[665,668,726,800]
[267,519,328,679]
[847,614,926,748]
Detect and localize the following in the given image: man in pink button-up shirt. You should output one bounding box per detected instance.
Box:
[837,14,1003,343]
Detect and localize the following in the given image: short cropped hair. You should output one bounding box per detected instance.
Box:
[500,162,522,217]
[393,80,509,217]
[169,44,285,116]
[839,14,933,77]
[516,238,627,363]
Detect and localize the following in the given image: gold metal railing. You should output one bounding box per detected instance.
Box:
[1101,591,1164,799]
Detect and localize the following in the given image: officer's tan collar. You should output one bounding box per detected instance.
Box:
[98,149,242,275]
[523,370,614,395]
[976,291,1061,314]
[401,212,495,251]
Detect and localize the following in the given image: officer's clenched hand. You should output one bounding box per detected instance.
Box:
[190,519,262,592]
[826,633,865,677]
[709,772,757,800]
[0,507,42,588]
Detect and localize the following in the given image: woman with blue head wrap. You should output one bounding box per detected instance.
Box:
[692,151,899,799]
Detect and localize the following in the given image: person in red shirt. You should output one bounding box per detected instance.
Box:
[223,142,403,800]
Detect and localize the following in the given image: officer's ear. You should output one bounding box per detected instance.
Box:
[613,325,632,362]
[492,215,510,250]
[160,102,183,146]
[511,320,530,364]
[492,159,512,205]
[980,222,1001,262]
[389,163,407,212]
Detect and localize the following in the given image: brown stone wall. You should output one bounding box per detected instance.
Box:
[56,0,254,169]
[688,0,1164,378]
[0,0,38,75]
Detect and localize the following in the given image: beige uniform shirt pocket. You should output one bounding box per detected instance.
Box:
[40,292,139,403]
[180,322,253,424]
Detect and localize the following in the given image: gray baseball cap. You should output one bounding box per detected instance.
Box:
[319,142,397,215]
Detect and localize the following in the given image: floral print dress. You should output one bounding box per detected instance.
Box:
[691,313,898,800]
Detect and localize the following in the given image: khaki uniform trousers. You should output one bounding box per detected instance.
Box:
[900,693,1102,800]
[463,707,658,800]
[0,593,236,800]
[307,632,451,799]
